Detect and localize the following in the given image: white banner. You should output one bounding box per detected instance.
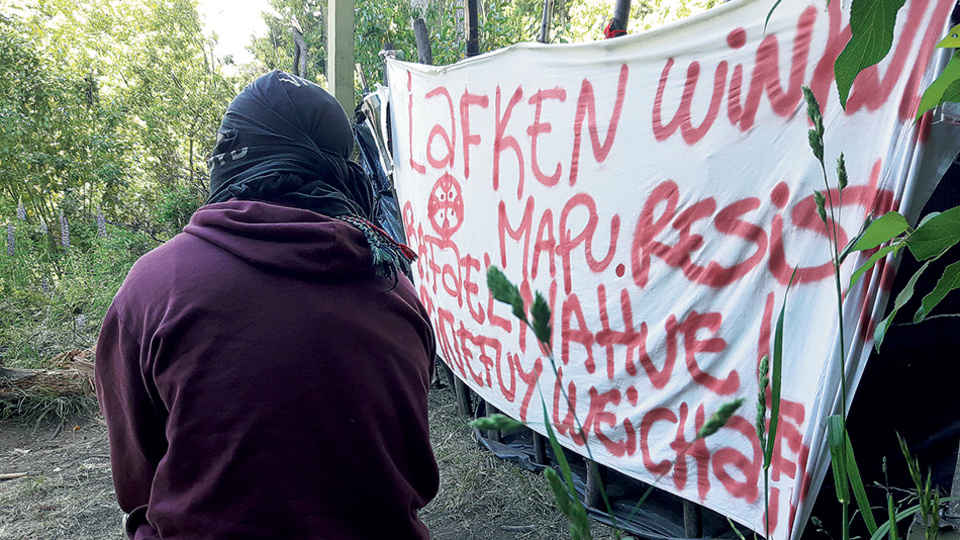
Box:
[386,0,959,536]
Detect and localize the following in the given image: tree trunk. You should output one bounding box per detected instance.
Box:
[0,350,95,405]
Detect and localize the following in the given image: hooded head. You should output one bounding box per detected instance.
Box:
[206,71,373,220]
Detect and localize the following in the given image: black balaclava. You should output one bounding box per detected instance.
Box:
[206,70,374,221]
[206,70,416,281]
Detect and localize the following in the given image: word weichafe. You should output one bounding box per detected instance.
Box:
[387,0,960,537]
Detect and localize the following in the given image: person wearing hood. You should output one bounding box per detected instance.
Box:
[95,71,439,539]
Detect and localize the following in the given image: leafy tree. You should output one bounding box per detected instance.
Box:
[1,0,239,234]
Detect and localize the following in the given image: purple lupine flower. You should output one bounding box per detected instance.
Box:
[41,276,49,293]
[16,200,26,220]
[39,219,48,234]
[96,210,106,237]
[76,314,86,332]
[60,214,70,247]
[6,222,13,256]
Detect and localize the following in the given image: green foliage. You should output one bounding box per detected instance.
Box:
[834,0,907,109]
[897,434,941,539]
[0,219,155,369]
[904,206,960,260]
[484,266,744,538]
[827,415,849,504]
[845,435,878,535]
[853,212,910,251]
[153,183,206,234]
[840,204,960,349]
[0,0,237,232]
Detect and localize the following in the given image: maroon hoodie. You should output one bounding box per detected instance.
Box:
[95,200,439,539]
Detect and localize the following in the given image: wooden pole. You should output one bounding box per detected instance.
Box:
[412,18,434,65]
[482,401,502,442]
[533,432,549,465]
[326,0,355,113]
[538,0,553,43]
[454,377,472,416]
[465,0,479,57]
[585,461,607,509]
[683,500,704,538]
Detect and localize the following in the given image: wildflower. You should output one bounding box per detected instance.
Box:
[16,199,26,220]
[41,276,49,293]
[76,314,86,332]
[60,214,70,247]
[39,218,48,234]
[6,222,13,256]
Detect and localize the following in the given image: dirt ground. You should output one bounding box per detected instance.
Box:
[0,385,621,540]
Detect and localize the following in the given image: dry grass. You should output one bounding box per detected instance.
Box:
[0,384,626,540]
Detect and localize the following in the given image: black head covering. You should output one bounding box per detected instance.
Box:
[206,70,374,220]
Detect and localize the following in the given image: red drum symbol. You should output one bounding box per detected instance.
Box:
[427,173,464,241]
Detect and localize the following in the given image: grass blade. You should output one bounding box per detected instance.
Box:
[845,435,878,534]
[870,497,959,540]
[765,269,795,468]
[827,415,849,503]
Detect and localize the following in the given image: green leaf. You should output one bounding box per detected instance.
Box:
[545,468,572,513]
[827,415,849,503]
[915,260,960,322]
[875,259,933,351]
[469,413,527,434]
[765,268,793,468]
[763,0,786,32]
[531,291,552,347]
[854,212,909,251]
[487,266,526,321]
[916,54,960,120]
[846,436,878,534]
[839,216,874,263]
[542,399,578,497]
[887,492,899,540]
[834,0,907,109]
[541,399,593,540]
[849,243,900,289]
[905,206,960,260]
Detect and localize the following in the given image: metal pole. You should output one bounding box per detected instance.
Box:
[466,0,479,57]
[613,0,631,32]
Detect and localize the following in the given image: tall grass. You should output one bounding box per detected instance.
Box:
[0,219,155,369]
